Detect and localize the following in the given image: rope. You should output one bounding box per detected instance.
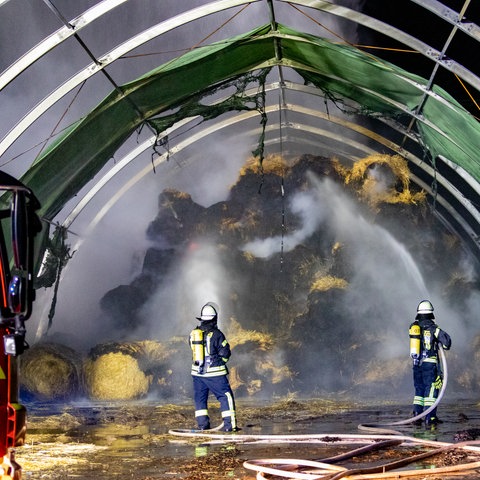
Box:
[455,73,480,115]
[36,81,87,159]
[120,4,250,64]
[279,95,286,272]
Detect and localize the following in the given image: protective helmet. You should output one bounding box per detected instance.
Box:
[417,300,434,314]
[197,303,218,321]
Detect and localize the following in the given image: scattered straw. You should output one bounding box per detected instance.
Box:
[310,276,348,292]
[334,153,426,207]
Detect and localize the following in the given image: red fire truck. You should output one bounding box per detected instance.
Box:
[0,171,41,479]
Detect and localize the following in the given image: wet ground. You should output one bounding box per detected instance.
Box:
[14,397,480,479]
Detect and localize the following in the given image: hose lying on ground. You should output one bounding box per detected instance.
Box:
[170,427,480,478]
[243,441,480,480]
[170,347,480,477]
[169,426,480,479]
[358,346,448,435]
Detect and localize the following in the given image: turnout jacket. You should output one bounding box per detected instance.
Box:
[190,322,231,377]
[410,316,451,363]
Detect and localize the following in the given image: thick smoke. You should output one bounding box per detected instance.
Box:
[243,188,328,257]
[241,170,474,382]
[31,132,249,349]
[29,157,480,400]
[138,241,231,340]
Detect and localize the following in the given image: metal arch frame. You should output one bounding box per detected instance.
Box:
[58,77,411,227]
[0,0,260,90]
[282,0,480,91]
[273,60,470,155]
[1,0,480,160]
[66,104,477,257]
[0,0,130,90]
[59,80,480,225]
[0,0,261,157]
[61,98,480,241]
[410,0,480,42]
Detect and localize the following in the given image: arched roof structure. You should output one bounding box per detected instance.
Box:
[1,0,480,272]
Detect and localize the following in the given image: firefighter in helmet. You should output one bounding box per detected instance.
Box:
[409,300,451,426]
[189,302,238,431]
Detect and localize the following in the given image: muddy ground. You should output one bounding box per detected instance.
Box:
[14,397,480,479]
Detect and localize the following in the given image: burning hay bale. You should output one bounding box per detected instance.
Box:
[140,338,191,398]
[20,343,82,401]
[83,342,152,401]
[239,154,289,177]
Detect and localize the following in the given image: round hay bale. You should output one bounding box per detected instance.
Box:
[84,344,152,400]
[20,342,82,401]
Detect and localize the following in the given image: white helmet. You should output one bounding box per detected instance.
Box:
[197,303,218,321]
[417,300,434,314]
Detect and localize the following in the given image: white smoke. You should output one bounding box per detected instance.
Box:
[242,190,327,257]
[138,241,230,339]
[242,172,469,362]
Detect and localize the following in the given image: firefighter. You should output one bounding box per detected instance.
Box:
[409,300,451,426]
[189,302,238,432]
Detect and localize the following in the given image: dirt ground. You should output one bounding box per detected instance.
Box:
[14,397,480,479]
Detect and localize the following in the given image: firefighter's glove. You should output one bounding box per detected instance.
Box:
[412,358,420,366]
[433,375,443,389]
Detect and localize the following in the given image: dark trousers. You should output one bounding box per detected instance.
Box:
[413,361,440,421]
[193,375,237,430]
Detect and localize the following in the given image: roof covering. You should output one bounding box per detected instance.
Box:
[1,0,480,271]
[18,22,480,223]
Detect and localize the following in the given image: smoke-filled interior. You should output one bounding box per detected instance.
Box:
[21,152,480,403]
[2,1,480,406]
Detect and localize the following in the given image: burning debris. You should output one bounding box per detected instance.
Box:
[25,154,480,401]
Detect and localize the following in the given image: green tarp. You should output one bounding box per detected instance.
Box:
[19,23,480,225]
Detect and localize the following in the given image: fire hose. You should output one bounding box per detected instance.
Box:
[168,429,480,479]
[357,345,448,435]
[170,346,480,478]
